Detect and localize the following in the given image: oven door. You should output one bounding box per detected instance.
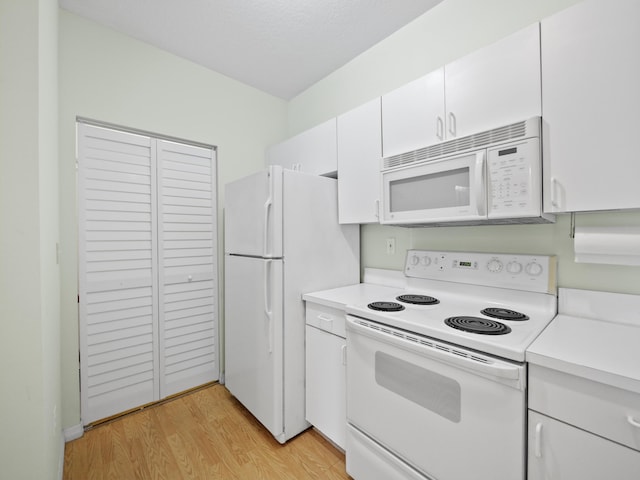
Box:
[380,150,486,225]
[346,316,526,480]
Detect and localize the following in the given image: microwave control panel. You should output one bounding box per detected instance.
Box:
[487,138,541,218]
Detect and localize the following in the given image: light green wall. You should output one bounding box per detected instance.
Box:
[0,0,62,478]
[288,0,640,295]
[58,10,288,429]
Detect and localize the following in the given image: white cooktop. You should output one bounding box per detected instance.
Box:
[304,251,558,363]
[346,279,557,362]
[526,288,640,395]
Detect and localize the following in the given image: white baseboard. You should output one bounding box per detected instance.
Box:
[58,431,65,480]
[63,423,84,442]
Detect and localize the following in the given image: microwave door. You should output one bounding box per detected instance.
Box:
[381,151,487,225]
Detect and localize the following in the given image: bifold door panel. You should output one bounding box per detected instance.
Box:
[78,122,217,424]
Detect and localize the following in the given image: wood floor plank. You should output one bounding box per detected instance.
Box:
[64,384,351,479]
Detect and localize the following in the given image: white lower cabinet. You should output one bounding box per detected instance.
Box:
[305,303,346,449]
[528,411,640,480]
[528,365,640,480]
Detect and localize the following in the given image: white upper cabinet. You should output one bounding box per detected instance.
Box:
[382,23,541,158]
[445,23,542,140]
[541,0,640,213]
[337,98,382,224]
[381,69,445,158]
[266,118,338,177]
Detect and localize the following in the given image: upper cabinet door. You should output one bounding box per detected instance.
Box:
[445,23,542,140]
[266,118,338,177]
[541,0,640,213]
[337,98,382,224]
[380,23,541,159]
[381,68,445,158]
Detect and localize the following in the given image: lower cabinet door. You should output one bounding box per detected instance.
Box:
[528,411,640,480]
[305,324,346,449]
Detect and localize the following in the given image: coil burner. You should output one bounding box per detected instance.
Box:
[444,316,511,335]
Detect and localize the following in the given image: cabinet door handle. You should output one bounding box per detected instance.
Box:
[448,112,457,137]
[551,177,560,208]
[534,422,543,458]
[436,116,444,141]
[628,415,640,428]
[341,344,347,366]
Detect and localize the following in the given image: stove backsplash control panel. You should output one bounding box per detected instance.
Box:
[404,250,557,294]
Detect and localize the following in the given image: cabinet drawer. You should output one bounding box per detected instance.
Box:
[529,364,640,451]
[305,302,346,338]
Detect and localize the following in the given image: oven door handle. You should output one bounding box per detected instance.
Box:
[347,317,522,381]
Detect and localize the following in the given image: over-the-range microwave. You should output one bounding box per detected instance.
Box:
[380,117,555,226]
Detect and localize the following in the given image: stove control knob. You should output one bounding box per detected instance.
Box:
[526,262,544,276]
[421,256,432,267]
[487,258,503,273]
[410,254,420,266]
[506,261,523,274]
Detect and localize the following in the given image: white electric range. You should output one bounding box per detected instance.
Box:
[343,249,558,480]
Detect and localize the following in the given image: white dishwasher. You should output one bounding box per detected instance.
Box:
[526,288,640,480]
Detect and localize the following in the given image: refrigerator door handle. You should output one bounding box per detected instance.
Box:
[263,170,274,257]
[263,196,272,257]
[264,259,273,353]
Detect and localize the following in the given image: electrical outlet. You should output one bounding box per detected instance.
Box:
[386,237,396,255]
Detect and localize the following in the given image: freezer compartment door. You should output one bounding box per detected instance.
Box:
[224,166,283,258]
[224,255,284,439]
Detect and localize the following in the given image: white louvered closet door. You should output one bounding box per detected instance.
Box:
[157,140,217,398]
[78,123,218,425]
[78,123,159,424]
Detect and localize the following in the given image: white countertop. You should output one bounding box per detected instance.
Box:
[526,288,640,395]
[302,268,406,310]
[302,282,404,311]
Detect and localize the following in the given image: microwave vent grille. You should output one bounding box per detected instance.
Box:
[383,119,529,169]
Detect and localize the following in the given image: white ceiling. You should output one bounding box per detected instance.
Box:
[59,0,444,99]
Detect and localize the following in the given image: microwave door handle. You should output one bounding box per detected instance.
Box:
[475,152,486,216]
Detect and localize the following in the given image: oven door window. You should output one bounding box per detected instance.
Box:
[376,351,461,423]
[381,150,487,225]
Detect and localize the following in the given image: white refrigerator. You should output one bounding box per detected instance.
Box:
[224,165,359,443]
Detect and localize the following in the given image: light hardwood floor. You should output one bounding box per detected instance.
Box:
[64,383,351,480]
